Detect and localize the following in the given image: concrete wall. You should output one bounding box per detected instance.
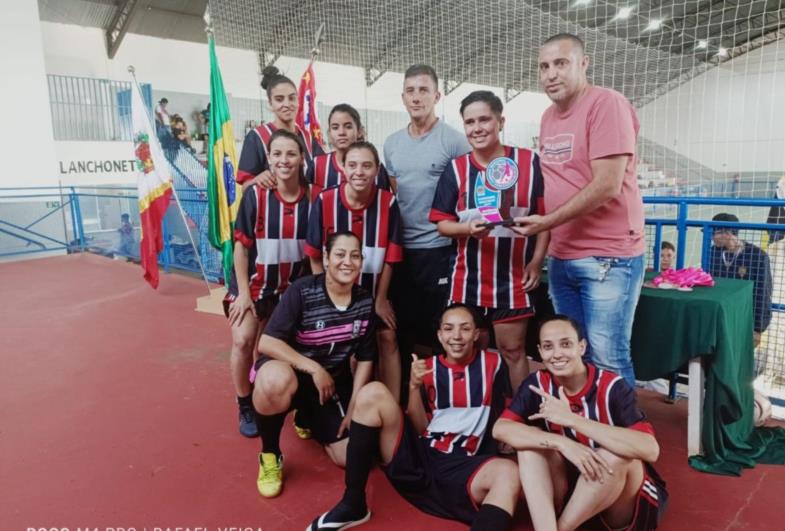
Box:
[0,2,59,187]
[639,41,785,175]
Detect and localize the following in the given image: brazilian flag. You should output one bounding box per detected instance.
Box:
[207,34,241,284]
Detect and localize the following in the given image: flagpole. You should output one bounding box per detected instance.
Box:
[128,65,213,295]
[308,22,326,67]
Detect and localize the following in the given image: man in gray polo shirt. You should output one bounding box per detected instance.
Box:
[384,64,471,372]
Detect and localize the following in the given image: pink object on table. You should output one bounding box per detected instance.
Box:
[652,267,715,289]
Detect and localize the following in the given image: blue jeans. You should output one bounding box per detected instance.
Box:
[548,255,645,387]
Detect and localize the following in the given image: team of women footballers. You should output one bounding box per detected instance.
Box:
[222,65,667,531]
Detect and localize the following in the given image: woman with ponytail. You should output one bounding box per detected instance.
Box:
[236,66,325,186]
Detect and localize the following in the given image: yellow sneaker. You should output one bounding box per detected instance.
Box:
[293,423,313,440]
[257,452,283,498]
[293,411,312,440]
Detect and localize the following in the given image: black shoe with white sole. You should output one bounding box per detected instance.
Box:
[307,501,371,531]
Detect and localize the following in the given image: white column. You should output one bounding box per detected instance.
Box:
[0,1,58,187]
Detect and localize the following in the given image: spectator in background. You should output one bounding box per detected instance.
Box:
[170,114,194,152]
[196,105,210,153]
[660,241,675,271]
[767,175,785,244]
[154,98,170,132]
[117,213,135,257]
[245,120,258,137]
[708,213,772,349]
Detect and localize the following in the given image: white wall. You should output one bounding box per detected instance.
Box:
[41,22,261,99]
[56,141,138,185]
[0,2,59,187]
[639,41,785,174]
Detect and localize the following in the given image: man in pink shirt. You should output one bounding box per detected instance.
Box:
[514,33,645,387]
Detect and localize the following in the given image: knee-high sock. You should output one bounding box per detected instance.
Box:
[470,503,512,531]
[256,411,285,457]
[341,421,381,511]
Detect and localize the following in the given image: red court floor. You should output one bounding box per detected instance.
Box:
[1,253,784,531]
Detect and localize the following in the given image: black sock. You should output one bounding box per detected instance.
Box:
[340,421,380,511]
[293,408,310,428]
[470,504,512,531]
[256,412,285,457]
[237,394,253,410]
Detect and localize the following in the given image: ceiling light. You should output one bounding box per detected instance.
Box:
[717,47,728,57]
[645,19,664,31]
[695,40,708,50]
[613,6,635,20]
[573,0,592,6]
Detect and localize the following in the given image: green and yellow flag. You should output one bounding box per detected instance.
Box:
[207,34,241,284]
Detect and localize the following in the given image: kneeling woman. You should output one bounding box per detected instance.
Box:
[253,232,376,498]
[493,315,668,531]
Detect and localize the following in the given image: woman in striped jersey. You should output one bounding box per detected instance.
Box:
[224,129,311,438]
[307,104,391,201]
[236,66,324,186]
[305,141,404,401]
[494,315,667,531]
[430,90,550,392]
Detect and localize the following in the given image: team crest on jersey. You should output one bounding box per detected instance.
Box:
[541,133,574,164]
[486,157,518,190]
[316,320,325,330]
[738,266,747,277]
[352,320,362,337]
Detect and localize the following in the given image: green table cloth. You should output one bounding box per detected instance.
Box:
[632,274,785,474]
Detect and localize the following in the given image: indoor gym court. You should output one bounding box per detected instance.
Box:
[2,253,783,531]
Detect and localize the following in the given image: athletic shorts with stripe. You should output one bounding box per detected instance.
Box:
[251,357,353,446]
[382,413,499,525]
[595,462,668,531]
[464,304,534,328]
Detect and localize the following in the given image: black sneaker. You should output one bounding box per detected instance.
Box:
[307,501,370,530]
[239,406,258,438]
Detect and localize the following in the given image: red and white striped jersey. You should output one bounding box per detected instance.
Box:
[429,146,544,309]
[419,349,507,456]
[236,122,324,184]
[501,363,655,449]
[304,183,402,297]
[306,152,392,202]
[229,184,310,300]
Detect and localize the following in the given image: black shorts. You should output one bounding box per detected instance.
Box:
[222,294,279,321]
[595,462,668,531]
[382,413,498,524]
[374,311,391,331]
[466,305,534,328]
[390,246,452,350]
[251,357,352,446]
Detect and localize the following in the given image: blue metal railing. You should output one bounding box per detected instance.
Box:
[644,196,785,270]
[0,185,222,282]
[0,187,84,256]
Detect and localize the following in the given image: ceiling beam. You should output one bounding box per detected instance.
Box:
[105,0,140,59]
